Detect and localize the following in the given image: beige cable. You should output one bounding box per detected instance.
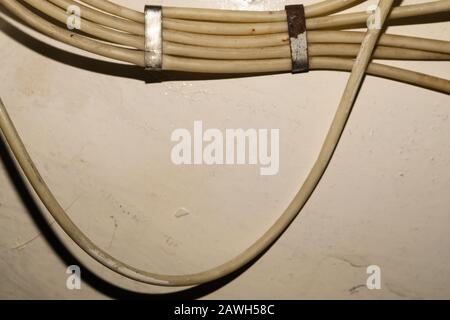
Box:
[75,1,450,34]
[162,18,288,36]
[20,0,450,58]
[1,0,450,291]
[163,42,450,61]
[308,31,450,54]
[309,44,450,60]
[23,0,144,49]
[2,0,144,65]
[65,0,450,36]
[78,0,363,23]
[162,29,450,54]
[0,0,417,288]
[48,0,144,35]
[162,55,450,93]
[2,0,448,90]
[160,2,450,34]
[312,57,450,93]
[162,0,363,21]
[163,30,290,48]
[307,0,450,29]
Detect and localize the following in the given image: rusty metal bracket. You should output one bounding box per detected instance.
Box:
[285,5,309,73]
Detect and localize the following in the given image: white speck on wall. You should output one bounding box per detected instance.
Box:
[175,207,190,218]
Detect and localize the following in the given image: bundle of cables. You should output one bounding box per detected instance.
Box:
[0,0,449,288]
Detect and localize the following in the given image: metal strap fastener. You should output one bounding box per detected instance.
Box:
[144,5,162,70]
[285,5,309,73]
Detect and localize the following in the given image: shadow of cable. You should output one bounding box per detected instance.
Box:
[0,130,280,300]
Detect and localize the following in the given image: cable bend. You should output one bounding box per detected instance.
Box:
[0,1,397,287]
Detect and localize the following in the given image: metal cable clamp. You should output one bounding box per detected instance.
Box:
[144,5,163,71]
[285,5,309,73]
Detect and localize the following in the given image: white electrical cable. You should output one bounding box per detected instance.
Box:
[0,0,407,287]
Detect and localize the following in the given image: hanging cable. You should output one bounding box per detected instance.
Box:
[0,0,448,288]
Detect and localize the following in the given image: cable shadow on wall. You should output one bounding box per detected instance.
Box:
[0,116,281,300]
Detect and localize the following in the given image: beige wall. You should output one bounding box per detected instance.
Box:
[0,0,449,299]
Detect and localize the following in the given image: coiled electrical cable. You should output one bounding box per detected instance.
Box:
[0,0,449,287]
